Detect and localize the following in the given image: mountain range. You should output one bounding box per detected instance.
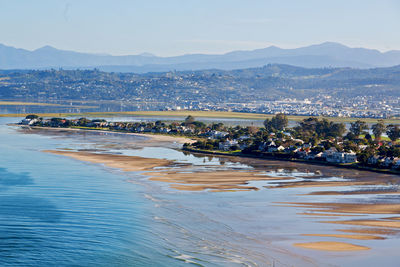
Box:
[1,42,400,72]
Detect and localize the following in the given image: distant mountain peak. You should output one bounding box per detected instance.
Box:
[0,42,399,71]
[34,45,58,52]
[305,42,349,49]
[319,41,347,47]
[138,52,156,57]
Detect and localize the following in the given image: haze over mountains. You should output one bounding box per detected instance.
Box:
[1,42,400,73]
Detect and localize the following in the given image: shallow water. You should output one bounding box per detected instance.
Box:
[2,118,400,266]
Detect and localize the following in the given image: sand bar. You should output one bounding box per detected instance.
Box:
[298,212,363,217]
[45,150,284,191]
[45,150,172,171]
[294,241,370,251]
[302,233,384,240]
[147,170,287,191]
[324,220,400,228]
[337,228,399,235]
[305,189,400,196]
[266,180,388,189]
[278,202,400,215]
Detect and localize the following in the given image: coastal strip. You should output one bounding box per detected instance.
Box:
[182,148,400,176]
[21,125,196,145]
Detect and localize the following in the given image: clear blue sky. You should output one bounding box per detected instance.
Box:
[1,0,399,56]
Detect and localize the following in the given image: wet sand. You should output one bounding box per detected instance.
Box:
[294,241,370,251]
[46,149,400,252]
[337,228,399,235]
[279,202,400,215]
[266,180,389,189]
[147,170,287,191]
[45,150,288,191]
[298,212,364,217]
[45,150,173,171]
[301,233,384,240]
[305,189,400,195]
[35,127,400,257]
[324,219,400,228]
[14,117,400,266]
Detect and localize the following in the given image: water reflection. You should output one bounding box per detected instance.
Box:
[0,168,33,188]
[0,195,61,223]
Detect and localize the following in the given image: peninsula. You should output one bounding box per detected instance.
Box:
[19,113,400,174]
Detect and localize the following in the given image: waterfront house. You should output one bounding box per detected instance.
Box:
[21,118,38,125]
[219,140,239,151]
[326,152,357,163]
[368,155,380,165]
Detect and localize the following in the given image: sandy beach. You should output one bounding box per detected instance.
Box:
[294,241,370,251]
[301,233,384,240]
[45,149,288,192]
[280,202,400,215]
[323,219,400,228]
[147,170,287,191]
[45,150,173,171]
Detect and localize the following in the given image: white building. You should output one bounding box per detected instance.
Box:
[326,152,357,163]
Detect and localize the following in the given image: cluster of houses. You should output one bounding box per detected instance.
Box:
[20,116,359,164]
[22,117,199,135]
[20,116,400,170]
[201,131,359,164]
[20,118,40,125]
[367,156,400,169]
[214,135,400,168]
[257,140,358,164]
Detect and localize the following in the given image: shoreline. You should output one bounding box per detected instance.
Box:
[31,126,400,254]
[15,125,196,145]
[2,111,400,123]
[181,148,400,176]
[14,123,400,176]
[15,124,400,176]
[44,149,288,192]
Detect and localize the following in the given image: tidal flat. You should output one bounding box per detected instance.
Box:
[9,122,400,266]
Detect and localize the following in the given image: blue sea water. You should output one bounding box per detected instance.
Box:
[2,117,400,267]
[0,118,196,266]
[1,118,284,267]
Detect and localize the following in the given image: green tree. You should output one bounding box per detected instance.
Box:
[211,122,224,131]
[329,122,346,138]
[78,117,90,126]
[364,133,372,142]
[371,120,386,140]
[184,115,196,125]
[349,120,368,137]
[386,124,400,142]
[264,113,288,132]
[25,114,39,120]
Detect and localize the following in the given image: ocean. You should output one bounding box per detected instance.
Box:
[1,117,400,267]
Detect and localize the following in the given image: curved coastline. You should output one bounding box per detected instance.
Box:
[181,147,400,176]
[14,123,400,176]
[14,123,400,259]
[15,125,196,145]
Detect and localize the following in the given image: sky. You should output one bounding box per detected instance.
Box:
[1,0,400,56]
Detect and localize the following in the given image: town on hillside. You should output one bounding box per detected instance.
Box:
[20,114,400,171]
